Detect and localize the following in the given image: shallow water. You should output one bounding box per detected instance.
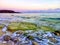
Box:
[0,13,60,45]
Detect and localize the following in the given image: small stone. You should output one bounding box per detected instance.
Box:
[27,35,34,40]
[3,35,11,41]
[54,31,60,36]
[13,37,19,43]
[32,41,39,45]
[48,42,54,45]
[16,31,24,34]
[49,37,57,43]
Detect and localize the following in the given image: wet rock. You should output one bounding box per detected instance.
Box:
[5,31,12,36]
[0,35,14,45]
[1,40,14,45]
[27,35,34,40]
[32,41,39,45]
[3,35,11,41]
[35,37,42,41]
[17,40,31,45]
[48,42,54,45]
[43,32,53,38]
[42,39,50,43]
[11,30,24,37]
[22,37,26,41]
[55,43,60,45]
[34,37,42,43]
[12,37,19,44]
[23,33,28,36]
[25,30,33,33]
[2,26,7,32]
[28,33,37,37]
[53,31,60,36]
[16,30,24,34]
[0,30,5,36]
[48,37,58,43]
[0,30,60,45]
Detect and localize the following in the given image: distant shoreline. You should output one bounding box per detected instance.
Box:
[0,12,60,13]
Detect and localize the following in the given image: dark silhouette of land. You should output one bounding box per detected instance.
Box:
[0,10,20,13]
[0,8,60,13]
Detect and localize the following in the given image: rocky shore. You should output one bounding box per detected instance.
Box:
[0,13,60,45]
[0,28,60,45]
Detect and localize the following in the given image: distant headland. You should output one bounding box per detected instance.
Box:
[0,10,21,13]
[0,8,60,13]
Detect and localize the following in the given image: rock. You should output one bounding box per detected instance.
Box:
[23,33,28,36]
[17,40,31,45]
[0,40,14,45]
[46,32,53,37]
[34,37,42,43]
[54,31,60,36]
[12,37,19,44]
[16,31,24,34]
[43,32,53,38]
[3,35,11,41]
[27,35,34,40]
[2,26,7,32]
[42,39,49,43]
[48,42,54,45]
[0,29,5,36]
[11,30,24,37]
[32,41,39,45]
[25,30,33,33]
[49,37,58,43]
[5,31,12,36]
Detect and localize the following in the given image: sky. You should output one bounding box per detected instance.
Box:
[0,0,60,11]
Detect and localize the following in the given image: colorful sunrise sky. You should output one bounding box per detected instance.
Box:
[0,0,60,11]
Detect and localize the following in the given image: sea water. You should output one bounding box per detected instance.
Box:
[0,13,60,45]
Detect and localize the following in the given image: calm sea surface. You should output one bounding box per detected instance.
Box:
[0,13,60,18]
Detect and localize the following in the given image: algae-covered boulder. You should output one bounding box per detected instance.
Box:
[8,22,38,32]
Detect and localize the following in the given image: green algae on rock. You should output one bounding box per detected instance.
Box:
[40,26,56,32]
[7,22,38,32]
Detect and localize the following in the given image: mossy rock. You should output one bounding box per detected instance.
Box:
[8,22,38,32]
